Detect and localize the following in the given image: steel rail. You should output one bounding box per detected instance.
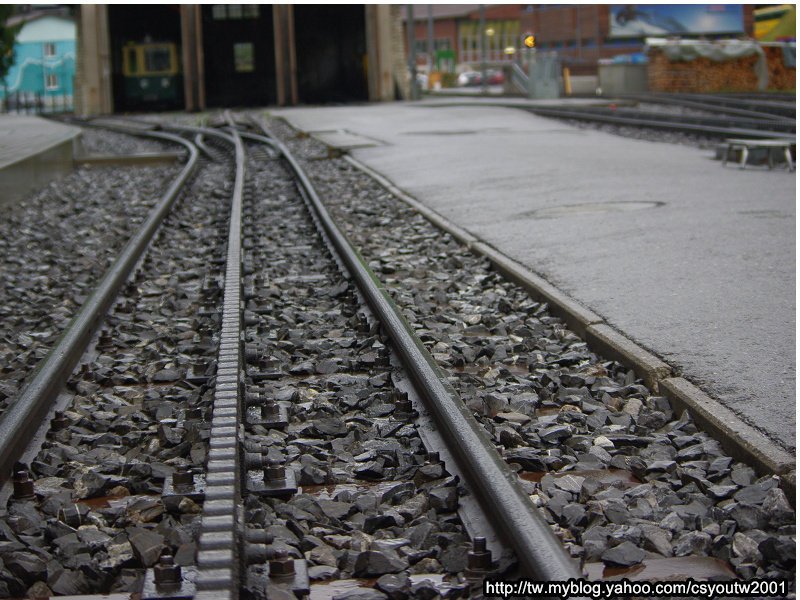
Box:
[136,119,245,600]
[618,93,791,122]
[0,128,199,489]
[555,106,795,134]
[524,106,797,140]
[667,93,796,118]
[249,119,582,583]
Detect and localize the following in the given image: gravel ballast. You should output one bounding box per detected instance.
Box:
[240,141,476,599]
[0,134,230,597]
[266,116,796,590]
[0,132,180,417]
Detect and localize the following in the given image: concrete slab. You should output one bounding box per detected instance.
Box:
[0,115,80,205]
[274,102,796,453]
[311,130,381,150]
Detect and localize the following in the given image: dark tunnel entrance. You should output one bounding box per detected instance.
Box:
[108,5,184,112]
[201,5,276,108]
[293,5,368,104]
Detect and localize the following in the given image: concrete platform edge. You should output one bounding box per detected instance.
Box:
[0,133,79,206]
[660,378,796,500]
[585,323,671,391]
[469,240,603,338]
[341,155,795,491]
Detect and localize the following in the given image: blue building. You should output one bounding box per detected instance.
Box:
[1,13,76,107]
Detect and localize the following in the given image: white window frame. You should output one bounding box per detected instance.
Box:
[45,73,58,90]
[43,42,56,57]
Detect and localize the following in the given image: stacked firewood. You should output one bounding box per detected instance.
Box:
[763,46,796,91]
[647,47,795,92]
[647,49,757,92]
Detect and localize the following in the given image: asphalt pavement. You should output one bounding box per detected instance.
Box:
[274,101,796,452]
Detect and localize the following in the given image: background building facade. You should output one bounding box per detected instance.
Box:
[1,10,76,110]
[405,4,757,75]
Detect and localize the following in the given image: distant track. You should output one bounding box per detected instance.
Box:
[525,104,796,140]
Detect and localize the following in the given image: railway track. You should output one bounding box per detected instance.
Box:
[0,114,794,599]
[524,104,796,141]
[0,116,576,598]
[617,93,796,122]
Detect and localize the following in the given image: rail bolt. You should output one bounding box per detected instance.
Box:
[154,554,182,586]
[269,549,295,578]
[98,330,113,347]
[245,346,260,365]
[245,528,275,545]
[185,407,202,421]
[264,459,286,483]
[58,505,84,528]
[467,537,493,571]
[426,452,441,465]
[394,390,413,412]
[12,470,35,500]
[172,466,194,487]
[261,400,279,418]
[50,411,70,432]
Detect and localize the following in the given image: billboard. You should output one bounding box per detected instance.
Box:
[610,5,745,37]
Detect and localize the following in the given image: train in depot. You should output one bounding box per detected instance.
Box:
[121,41,181,108]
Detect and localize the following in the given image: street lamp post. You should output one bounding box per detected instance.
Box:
[427,5,434,75]
[479,4,487,94]
[406,4,418,100]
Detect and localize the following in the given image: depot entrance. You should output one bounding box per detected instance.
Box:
[293,5,368,104]
[201,5,276,107]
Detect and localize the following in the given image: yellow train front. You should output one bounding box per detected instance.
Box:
[122,42,182,108]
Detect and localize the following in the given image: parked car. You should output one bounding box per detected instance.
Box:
[486,69,505,85]
[457,71,482,86]
[457,70,505,86]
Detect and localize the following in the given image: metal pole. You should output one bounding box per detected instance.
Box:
[596,4,601,64]
[427,5,434,74]
[479,5,487,94]
[406,4,418,100]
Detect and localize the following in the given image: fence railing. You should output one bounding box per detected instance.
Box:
[1,92,73,115]
[511,62,529,95]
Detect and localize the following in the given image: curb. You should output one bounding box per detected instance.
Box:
[341,153,796,495]
[469,241,603,338]
[659,378,795,477]
[584,323,672,391]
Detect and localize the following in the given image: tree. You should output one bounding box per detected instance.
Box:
[0,5,21,83]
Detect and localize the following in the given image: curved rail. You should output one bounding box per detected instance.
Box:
[0,128,199,489]
[249,118,582,583]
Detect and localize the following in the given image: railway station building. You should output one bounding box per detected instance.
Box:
[75,4,404,115]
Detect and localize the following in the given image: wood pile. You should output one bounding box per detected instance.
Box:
[763,46,795,91]
[647,47,795,92]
